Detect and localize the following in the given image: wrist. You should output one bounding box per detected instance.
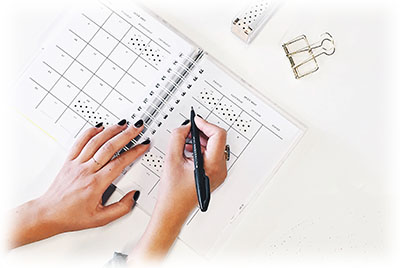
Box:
[156,193,197,223]
[34,196,65,234]
[8,198,62,248]
[130,196,196,260]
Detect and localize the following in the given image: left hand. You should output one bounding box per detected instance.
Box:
[9,120,150,248]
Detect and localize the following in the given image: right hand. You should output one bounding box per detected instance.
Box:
[127,117,228,262]
[156,116,228,217]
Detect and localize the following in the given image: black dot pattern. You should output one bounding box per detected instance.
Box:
[234,114,252,134]
[126,30,149,55]
[71,95,112,126]
[232,112,261,140]
[213,99,241,125]
[197,89,222,111]
[142,149,164,177]
[142,42,166,67]
[237,1,268,30]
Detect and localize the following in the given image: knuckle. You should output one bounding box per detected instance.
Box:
[118,201,131,213]
[103,141,116,153]
[86,138,97,149]
[171,128,181,136]
[77,164,91,177]
[113,155,124,167]
[83,127,97,137]
[89,175,100,186]
[217,127,227,137]
[123,126,137,139]
[81,176,99,192]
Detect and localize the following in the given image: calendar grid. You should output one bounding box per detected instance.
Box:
[53,10,175,138]
[33,7,177,139]
[29,77,89,124]
[92,38,150,121]
[54,41,141,102]
[52,18,128,127]
[82,12,171,69]
[34,12,113,111]
[66,29,146,86]
[99,3,171,55]
[70,15,139,136]
[41,55,119,122]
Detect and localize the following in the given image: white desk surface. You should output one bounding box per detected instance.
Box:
[2,0,399,267]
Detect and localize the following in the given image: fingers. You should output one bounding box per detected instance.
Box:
[97,143,150,188]
[95,190,138,226]
[167,124,191,159]
[194,116,224,138]
[186,131,208,147]
[67,125,104,160]
[91,124,144,170]
[184,144,206,154]
[194,117,226,162]
[78,121,129,163]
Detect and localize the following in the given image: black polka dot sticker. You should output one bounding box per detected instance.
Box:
[71,94,113,127]
[125,28,150,55]
[142,42,166,67]
[142,149,164,176]
[213,98,241,126]
[233,111,261,140]
[197,89,222,110]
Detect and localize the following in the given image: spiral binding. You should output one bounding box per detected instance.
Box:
[116,48,205,155]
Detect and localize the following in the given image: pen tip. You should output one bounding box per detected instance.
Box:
[191,106,194,111]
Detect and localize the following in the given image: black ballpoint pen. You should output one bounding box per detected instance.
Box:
[190,107,211,212]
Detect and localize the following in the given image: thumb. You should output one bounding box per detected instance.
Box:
[167,124,191,158]
[96,190,140,225]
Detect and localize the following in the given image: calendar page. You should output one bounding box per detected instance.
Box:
[14,1,196,146]
[14,0,306,258]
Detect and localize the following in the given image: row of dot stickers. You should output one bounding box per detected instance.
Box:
[195,89,261,141]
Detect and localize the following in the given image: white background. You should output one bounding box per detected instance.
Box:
[1,0,399,267]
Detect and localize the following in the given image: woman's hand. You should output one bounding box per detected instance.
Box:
[9,119,150,249]
[129,116,228,262]
[158,116,228,216]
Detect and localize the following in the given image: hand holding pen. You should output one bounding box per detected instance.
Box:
[132,115,228,259]
[153,115,228,216]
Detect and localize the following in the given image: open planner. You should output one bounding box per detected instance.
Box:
[14,0,306,258]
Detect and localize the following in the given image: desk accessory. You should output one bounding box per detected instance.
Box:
[231,0,277,43]
[282,32,336,79]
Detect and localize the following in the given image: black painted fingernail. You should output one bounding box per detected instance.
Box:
[133,191,141,201]
[141,138,151,145]
[134,119,144,128]
[118,119,127,126]
[197,114,203,119]
[181,119,190,125]
[95,122,103,128]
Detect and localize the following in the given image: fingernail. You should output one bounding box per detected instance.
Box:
[118,119,127,126]
[95,122,103,128]
[134,119,144,128]
[181,119,190,125]
[133,191,141,201]
[141,138,151,145]
[197,114,203,119]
